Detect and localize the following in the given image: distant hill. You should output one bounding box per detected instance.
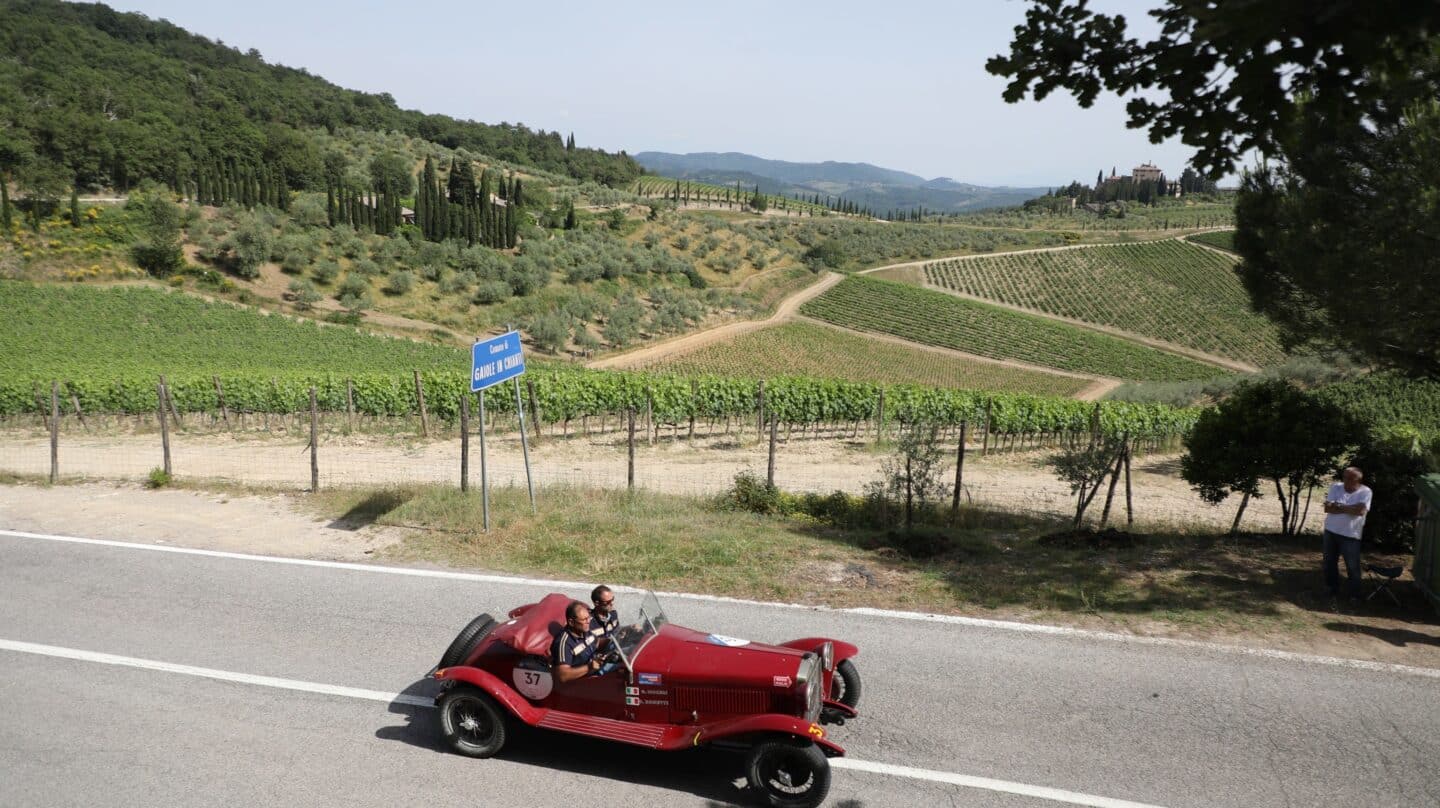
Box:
[634,151,1048,213]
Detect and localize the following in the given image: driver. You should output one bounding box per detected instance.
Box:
[551,600,604,683]
[589,585,619,642]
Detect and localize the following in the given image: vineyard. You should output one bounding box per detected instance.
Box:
[633,322,1092,397]
[921,239,1285,366]
[633,176,837,216]
[1186,230,1237,253]
[0,283,1198,442]
[799,276,1228,382]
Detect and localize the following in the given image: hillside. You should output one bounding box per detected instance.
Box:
[635,151,1047,214]
[0,0,640,190]
[800,276,1228,382]
[919,239,1286,367]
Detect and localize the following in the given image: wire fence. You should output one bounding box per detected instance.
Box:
[0,404,1293,535]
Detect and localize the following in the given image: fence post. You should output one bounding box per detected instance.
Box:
[876,388,885,442]
[526,378,541,445]
[212,375,229,424]
[49,381,59,484]
[689,379,698,441]
[160,375,181,426]
[308,387,319,492]
[981,400,992,455]
[949,420,967,523]
[156,381,172,476]
[646,391,654,447]
[767,415,778,488]
[345,378,355,421]
[756,380,766,439]
[627,408,636,490]
[65,383,86,431]
[460,393,470,493]
[1123,438,1134,527]
[413,370,430,438]
[1098,441,1125,529]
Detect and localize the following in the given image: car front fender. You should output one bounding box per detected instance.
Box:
[433,665,543,726]
[778,637,859,665]
[681,712,846,757]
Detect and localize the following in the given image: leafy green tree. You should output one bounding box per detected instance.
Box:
[988,0,1440,377]
[1181,380,1361,536]
[68,186,80,227]
[16,158,69,231]
[287,278,321,311]
[529,311,570,353]
[127,183,184,277]
[226,216,274,279]
[1048,434,1127,529]
[384,270,415,296]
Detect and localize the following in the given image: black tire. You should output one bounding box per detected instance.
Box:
[439,686,507,758]
[438,613,496,669]
[744,739,831,808]
[830,659,861,709]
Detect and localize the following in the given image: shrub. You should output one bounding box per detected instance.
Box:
[473,280,512,305]
[310,260,339,286]
[280,251,309,275]
[385,270,415,296]
[131,241,184,278]
[146,467,172,488]
[721,471,786,515]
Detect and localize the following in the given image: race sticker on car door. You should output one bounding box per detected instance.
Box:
[705,634,751,647]
[512,667,553,700]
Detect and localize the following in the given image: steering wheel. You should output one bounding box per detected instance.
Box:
[594,649,621,676]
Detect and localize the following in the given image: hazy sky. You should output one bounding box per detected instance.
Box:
[104,0,1190,187]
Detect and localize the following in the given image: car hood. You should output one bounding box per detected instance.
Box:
[634,624,809,688]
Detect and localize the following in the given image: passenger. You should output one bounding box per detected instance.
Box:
[551,600,602,683]
[589,585,619,643]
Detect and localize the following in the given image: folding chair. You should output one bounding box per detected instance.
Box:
[1364,563,1404,607]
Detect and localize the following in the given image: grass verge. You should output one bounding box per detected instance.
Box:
[309,483,1429,645]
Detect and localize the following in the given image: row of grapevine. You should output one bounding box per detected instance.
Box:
[640,322,1090,397]
[921,239,1284,366]
[3,366,1200,441]
[800,276,1228,382]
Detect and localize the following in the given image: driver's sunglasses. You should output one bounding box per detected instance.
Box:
[596,597,615,606]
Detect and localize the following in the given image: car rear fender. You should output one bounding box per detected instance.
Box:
[688,713,845,758]
[433,666,543,726]
[778,638,859,664]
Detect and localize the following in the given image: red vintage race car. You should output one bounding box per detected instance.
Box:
[431,591,861,808]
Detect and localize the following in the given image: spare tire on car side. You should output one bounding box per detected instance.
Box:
[438,613,497,669]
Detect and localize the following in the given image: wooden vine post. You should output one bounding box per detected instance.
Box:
[949,420,968,523]
[526,378,541,445]
[212,375,229,424]
[308,387,319,492]
[156,380,172,476]
[413,370,430,438]
[459,393,470,493]
[627,408,636,490]
[49,381,59,484]
[767,415,778,488]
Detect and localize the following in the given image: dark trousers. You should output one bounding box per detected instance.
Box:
[1322,530,1362,598]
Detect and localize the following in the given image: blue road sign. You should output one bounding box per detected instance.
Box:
[471,331,526,391]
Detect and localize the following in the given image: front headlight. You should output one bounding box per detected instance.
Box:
[805,670,822,722]
[820,641,834,672]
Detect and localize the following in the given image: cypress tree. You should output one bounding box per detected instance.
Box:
[69,185,80,227]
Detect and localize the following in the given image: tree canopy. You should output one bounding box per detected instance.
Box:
[989,1,1440,377]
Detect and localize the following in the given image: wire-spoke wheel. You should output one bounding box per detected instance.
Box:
[439,687,507,758]
[830,659,861,709]
[745,740,830,808]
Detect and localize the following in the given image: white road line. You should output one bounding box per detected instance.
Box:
[3,527,1438,681]
[0,638,434,708]
[0,638,1168,808]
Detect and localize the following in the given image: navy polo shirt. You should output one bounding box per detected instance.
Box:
[589,609,618,640]
[551,628,596,669]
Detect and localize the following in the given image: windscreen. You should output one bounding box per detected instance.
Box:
[612,590,668,666]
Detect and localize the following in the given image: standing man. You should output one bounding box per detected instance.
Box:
[590,585,618,642]
[1322,466,1373,601]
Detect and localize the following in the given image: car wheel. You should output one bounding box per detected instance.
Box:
[830,659,861,709]
[744,739,830,808]
[439,686,507,758]
[438,613,496,669]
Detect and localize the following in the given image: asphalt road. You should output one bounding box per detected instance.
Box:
[2,529,1438,808]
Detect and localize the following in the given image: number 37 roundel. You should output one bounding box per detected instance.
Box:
[513,668,554,700]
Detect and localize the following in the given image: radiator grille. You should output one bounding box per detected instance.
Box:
[672,686,783,715]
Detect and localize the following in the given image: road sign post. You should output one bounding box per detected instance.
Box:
[471,331,533,528]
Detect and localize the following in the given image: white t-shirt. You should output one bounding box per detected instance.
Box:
[1323,482,1373,539]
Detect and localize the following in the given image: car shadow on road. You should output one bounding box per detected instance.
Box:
[376,679,844,808]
